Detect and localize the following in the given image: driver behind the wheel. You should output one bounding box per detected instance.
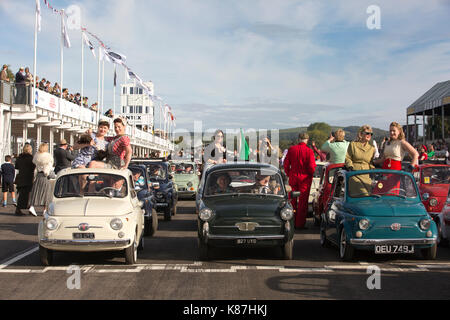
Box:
[251,174,272,194]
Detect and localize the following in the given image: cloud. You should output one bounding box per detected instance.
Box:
[1,0,449,134]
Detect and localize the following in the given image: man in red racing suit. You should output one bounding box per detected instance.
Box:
[283,133,317,229]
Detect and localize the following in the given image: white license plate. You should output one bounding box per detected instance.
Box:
[73,233,95,239]
[375,245,414,254]
[236,239,257,245]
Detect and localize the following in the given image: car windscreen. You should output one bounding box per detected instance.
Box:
[172,163,195,175]
[130,168,147,189]
[421,167,450,185]
[204,168,285,197]
[348,172,417,199]
[147,164,167,181]
[54,173,128,198]
[314,164,325,178]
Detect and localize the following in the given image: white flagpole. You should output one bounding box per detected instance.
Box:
[59,10,64,119]
[97,47,101,124]
[33,1,38,110]
[81,30,84,120]
[113,64,116,113]
[159,102,162,139]
[101,59,105,116]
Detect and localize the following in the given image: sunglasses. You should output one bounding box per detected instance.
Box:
[364,132,374,136]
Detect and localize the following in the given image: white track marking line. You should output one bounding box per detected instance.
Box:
[0,246,39,270]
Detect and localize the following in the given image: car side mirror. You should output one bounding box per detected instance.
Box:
[291,191,301,198]
[285,185,292,193]
[422,193,430,201]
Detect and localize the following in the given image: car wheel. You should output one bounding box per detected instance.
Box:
[436,220,448,247]
[137,233,145,251]
[145,209,158,237]
[320,223,331,248]
[339,228,354,261]
[313,214,321,227]
[283,239,294,260]
[125,235,138,265]
[172,204,177,216]
[198,239,210,261]
[39,245,53,266]
[164,207,172,221]
[421,244,437,260]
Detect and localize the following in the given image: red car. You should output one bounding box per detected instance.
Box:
[414,164,450,241]
[312,163,345,226]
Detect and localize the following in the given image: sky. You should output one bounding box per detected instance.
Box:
[1,0,450,132]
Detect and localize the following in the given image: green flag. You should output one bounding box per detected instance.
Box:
[239,128,250,161]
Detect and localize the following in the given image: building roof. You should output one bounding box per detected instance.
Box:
[407,80,450,116]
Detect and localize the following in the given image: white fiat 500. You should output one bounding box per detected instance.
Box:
[38,168,145,266]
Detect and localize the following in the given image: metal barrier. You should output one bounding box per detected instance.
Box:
[12,83,33,105]
[0,80,12,105]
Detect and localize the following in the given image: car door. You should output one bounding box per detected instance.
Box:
[129,175,144,238]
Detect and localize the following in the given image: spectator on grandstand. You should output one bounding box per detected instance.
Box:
[90,102,98,112]
[1,65,10,82]
[15,67,26,104]
[62,88,69,100]
[44,80,52,93]
[39,78,46,90]
[104,109,114,118]
[24,67,33,86]
[83,97,89,108]
[74,93,81,106]
[52,82,61,97]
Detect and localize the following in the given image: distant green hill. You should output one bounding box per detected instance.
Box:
[279,126,389,143]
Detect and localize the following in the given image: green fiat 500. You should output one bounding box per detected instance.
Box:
[197,163,298,260]
[169,161,200,199]
[320,169,438,261]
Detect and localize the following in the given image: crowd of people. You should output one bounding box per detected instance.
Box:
[1,63,116,115]
[199,123,449,230]
[0,116,132,216]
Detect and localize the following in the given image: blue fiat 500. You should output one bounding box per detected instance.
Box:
[320,169,438,261]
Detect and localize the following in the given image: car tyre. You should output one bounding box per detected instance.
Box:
[164,207,172,221]
[283,239,294,260]
[313,214,321,227]
[39,245,53,266]
[198,239,210,261]
[421,243,437,260]
[137,234,144,251]
[125,235,138,265]
[145,209,158,236]
[320,223,331,248]
[436,220,448,247]
[339,228,354,261]
[172,204,177,216]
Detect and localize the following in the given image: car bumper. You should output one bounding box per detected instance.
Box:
[201,221,292,246]
[350,238,437,246]
[40,238,131,251]
[207,234,286,240]
[178,191,196,197]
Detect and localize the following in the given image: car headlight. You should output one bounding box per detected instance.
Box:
[187,182,193,188]
[46,218,58,231]
[280,208,294,221]
[199,208,214,221]
[156,192,165,199]
[419,219,431,231]
[110,218,123,230]
[359,219,370,231]
[429,198,438,207]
